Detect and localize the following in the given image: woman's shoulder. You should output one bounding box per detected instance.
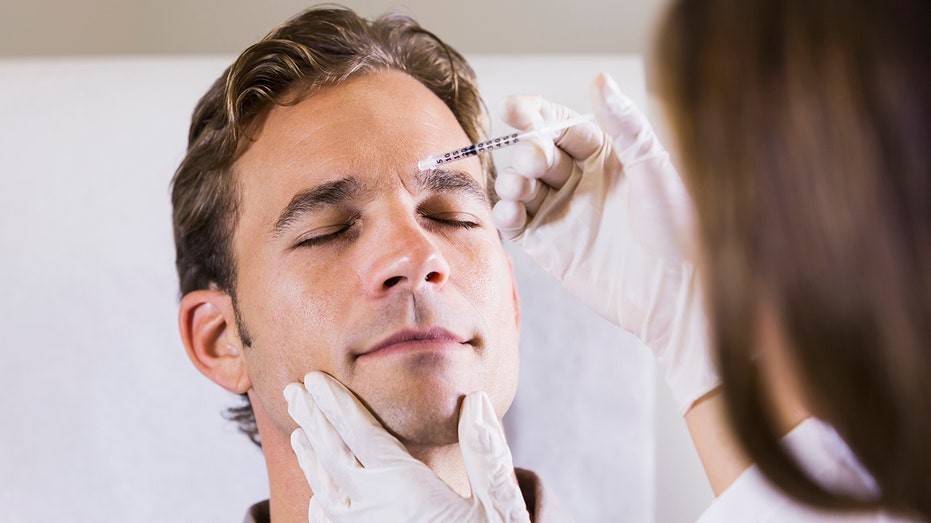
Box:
[697,418,917,523]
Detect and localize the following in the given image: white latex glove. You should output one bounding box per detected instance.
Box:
[492,73,719,413]
[284,372,531,523]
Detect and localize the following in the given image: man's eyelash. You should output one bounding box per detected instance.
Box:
[428,216,480,228]
[295,233,339,248]
[295,214,478,248]
[294,222,356,248]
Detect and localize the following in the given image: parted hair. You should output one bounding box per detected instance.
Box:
[655,0,931,519]
[170,4,492,446]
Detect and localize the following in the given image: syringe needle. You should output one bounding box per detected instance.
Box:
[418,113,595,171]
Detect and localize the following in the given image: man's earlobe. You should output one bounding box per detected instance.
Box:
[178,290,251,394]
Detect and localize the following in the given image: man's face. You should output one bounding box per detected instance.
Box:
[230,70,520,446]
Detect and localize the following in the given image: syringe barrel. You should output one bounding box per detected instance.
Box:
[417,114,594,171]
[425,132,521,168]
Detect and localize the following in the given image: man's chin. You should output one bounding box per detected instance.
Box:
[362,389,464,447]
[348,354,479,446]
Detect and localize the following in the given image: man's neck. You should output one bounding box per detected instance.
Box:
[262,429,314,523]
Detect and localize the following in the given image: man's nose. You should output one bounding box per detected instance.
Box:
[362,222,451,297]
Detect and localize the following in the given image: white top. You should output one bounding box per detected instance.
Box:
[697,418,916,522]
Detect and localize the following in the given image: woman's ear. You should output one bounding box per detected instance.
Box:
[178,289,251,394]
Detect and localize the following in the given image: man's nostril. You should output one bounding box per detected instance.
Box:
[425,271,442,283]
[384,276,403,288]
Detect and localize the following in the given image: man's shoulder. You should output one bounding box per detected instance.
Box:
[241,499,269,523]
[515,467,575,523]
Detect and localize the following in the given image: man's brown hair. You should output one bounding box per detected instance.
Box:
[655,0,931,519]
[171,5,492,446]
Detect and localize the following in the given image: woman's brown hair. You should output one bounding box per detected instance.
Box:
[170,5,492,446]
[654,0,931,518]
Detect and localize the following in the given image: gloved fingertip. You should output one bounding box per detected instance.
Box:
[283,382,307,406]
[285,383,314,422]
[590,72,641,138]
[301,373,343,428]
[302,370,327,394]
[474,390,502,431]
[304,372,351,409]
[511,138,554,174]
[460,390,505,455]
[495,170,537,201]
[283,382,301,403]
[594,72,622,98]
[591,72,626,108]
[492,201,527,236]
[463,389,488,413]
[499,94,544,129]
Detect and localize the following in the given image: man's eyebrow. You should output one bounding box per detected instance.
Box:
[272,177,360,238]
[417,168,490,206]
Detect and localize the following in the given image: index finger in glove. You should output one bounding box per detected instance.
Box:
[491,199,529,241]
[291,428,353,515]
[285,385,363,502]
[589,72,668,165]
[500,94,603,165]
[506,138,576,197]
[295,371,420,470]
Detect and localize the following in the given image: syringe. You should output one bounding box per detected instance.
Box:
[417,113,595,171]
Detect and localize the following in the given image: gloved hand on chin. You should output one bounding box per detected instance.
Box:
[492,73,719,413]
[284,372,531,523]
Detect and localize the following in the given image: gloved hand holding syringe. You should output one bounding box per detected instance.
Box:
[425,78,718,415]
[417,113,595,170]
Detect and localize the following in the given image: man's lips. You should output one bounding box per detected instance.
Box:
[357,327,471,358]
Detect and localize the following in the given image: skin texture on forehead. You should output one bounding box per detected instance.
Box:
[228,70,521,453]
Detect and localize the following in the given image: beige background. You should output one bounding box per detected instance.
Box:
[1,0,667,56]
[0,0,715,522]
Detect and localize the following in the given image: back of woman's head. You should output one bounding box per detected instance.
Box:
[654,0,931,518]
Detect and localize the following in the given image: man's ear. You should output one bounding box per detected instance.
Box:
[178,289,251,394]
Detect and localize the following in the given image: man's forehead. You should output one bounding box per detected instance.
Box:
[240,77,476,165]
[231,71,491,229]
[261,71,466,135]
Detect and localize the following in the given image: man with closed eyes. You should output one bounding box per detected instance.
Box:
[171,6,567,522]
